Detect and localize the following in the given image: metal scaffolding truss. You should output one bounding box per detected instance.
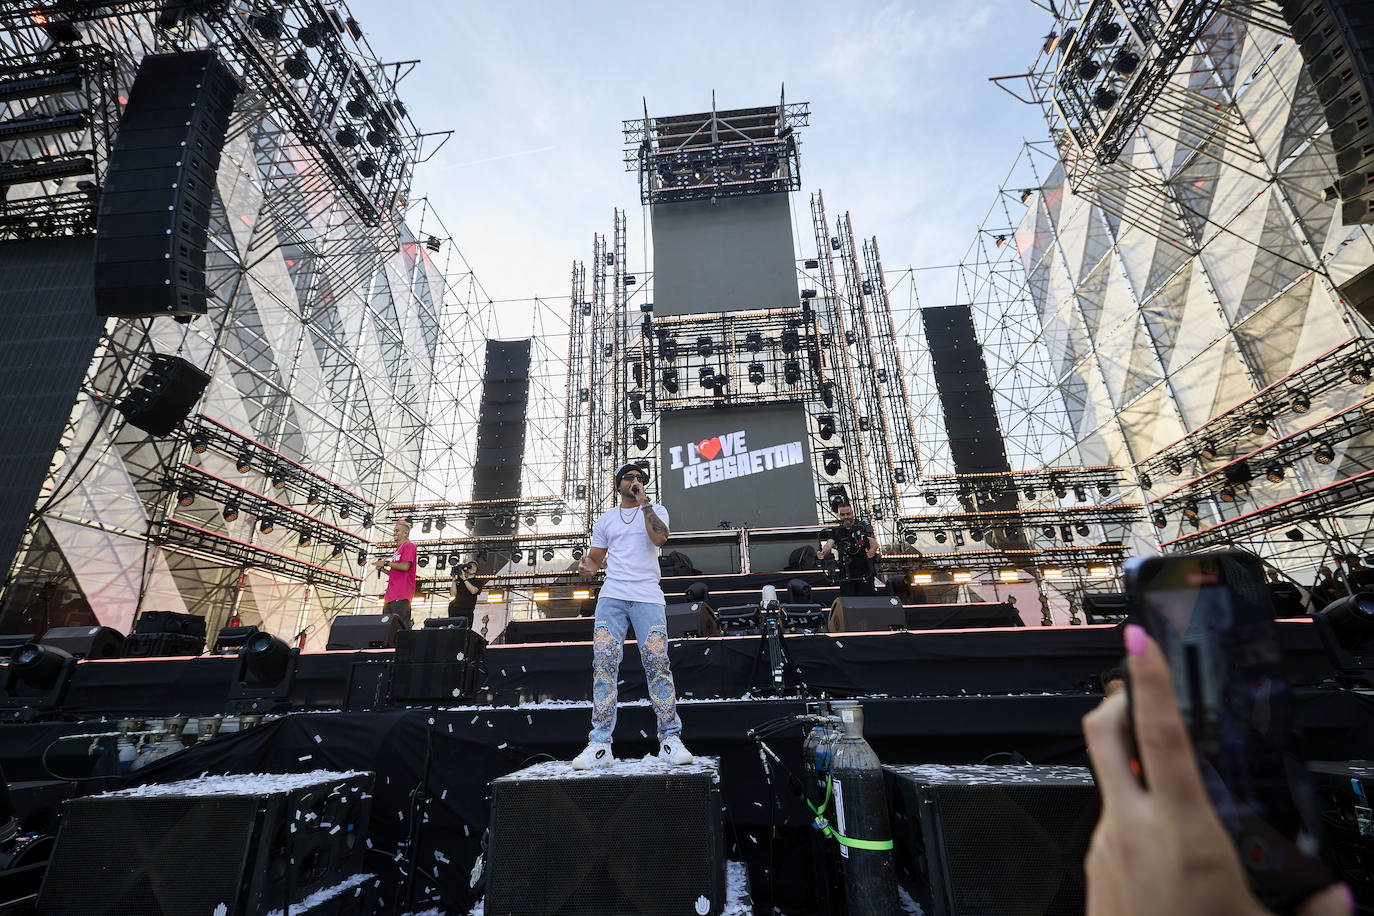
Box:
[153,517,362,593]
[624,91,809,205]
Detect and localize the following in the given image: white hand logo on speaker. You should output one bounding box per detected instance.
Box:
[694,895,711,915]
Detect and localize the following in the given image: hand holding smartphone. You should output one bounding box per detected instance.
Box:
[1124,551,1332,914]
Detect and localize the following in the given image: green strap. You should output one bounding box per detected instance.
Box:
[805,774,894,852]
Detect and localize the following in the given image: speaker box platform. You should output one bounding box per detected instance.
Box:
[830,595,905,632]
[38,625,125,659]
[325,612,407,650]
[885,764,1100,916]
[486,757,726,916]
[37,771,373,915]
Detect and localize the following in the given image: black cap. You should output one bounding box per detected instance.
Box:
[614,463,650,486]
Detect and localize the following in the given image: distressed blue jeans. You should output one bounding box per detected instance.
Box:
[588,597,683,744]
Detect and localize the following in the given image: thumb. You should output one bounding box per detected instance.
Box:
[1297,884,1353,916]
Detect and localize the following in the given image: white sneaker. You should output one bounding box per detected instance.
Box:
[659,737,693,765]
[571,741,614,770]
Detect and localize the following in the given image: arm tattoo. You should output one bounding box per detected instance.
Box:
[643,505,668,537]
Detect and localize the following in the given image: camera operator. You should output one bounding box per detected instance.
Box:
[819,500,878,597]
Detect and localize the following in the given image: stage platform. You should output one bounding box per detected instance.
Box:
[2,620,1371,915]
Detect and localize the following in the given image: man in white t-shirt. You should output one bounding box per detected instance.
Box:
[571,463,693,769]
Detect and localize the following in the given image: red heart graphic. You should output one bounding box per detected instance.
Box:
[697,437,722,460]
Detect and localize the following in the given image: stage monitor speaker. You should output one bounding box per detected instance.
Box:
[37,771,373,915]
[95,50,241,318]
[665,599,715,638]
[831,595,905,633]
[903,602,1022,630]
[325,612,407,650]
[1082,592,1129,624]
[885,764,1100,916]
[133,609,207,639]
[391,626,487,703]
[38,625,125,659]
[486,757,726,915]
[116,353,211,436]
[1306,761,1374,900]
[1280,0,1374,224]
[502,616,596,644]
[122,631,206,658]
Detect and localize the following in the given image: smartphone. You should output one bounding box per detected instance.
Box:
[1124,551,1332,914]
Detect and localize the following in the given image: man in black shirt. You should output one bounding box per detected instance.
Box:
[819,501,878,597]
[448,561,485,622]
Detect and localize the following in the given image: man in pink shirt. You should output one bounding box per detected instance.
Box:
[374,519,417,624]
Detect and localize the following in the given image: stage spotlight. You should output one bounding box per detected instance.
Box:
[783,360,802,385]
[696,336,713,358]
[271,468,288,490]
[527,551,537,567]
[822,449,842,476]
[525,515,537,527]
[358,550,368,566]
[250,9,283,39]
[572,547,584,560]
[1042,525,1056,539]
[818,415,836,441]
[924,490,937,506]
[821,382,835,409]
[1139,474,1152,490]
[436,516,447,531]
[781,328,800,354]
[1060,525,1074,543]
[346,97,369,119]
[1152,510,1167,529]
[826,486,848,511]
[1285,528,1304,541]
[1089,564,1112,579]
[969,527,984,542]
[307,487,321,506]
[1218,486,1237,503]
[297,20,324,45]
[662,368,679,393]
[633,426,649,450]
[259,516,275,534]
[1200,440,1219,459]
[1316,593,1374,656]
[1024,486,1037,500]
[363,512,374,528]
[1073,485,1088,502]
[1097,483,1110,497]
[1093,87,1119,109]
[714,372,728,391]
[331,542,345,558]
[1313,443,1335,465]
[952,531,965,547]
[1291,392,1311,414]
[243,632,291,683]
[236,452,253,473]
[10,643,73,690]
[699,366,716,390]
[435,553,447,571]
[1182,500,1199,519]
[999,569,1020,583]
[189,432,209,454]
[903,530,918,545]
[953,570,973,584]
[1251,417,1270,436]
[298,531,312,547]
[1352,363,1372,385]
[223,501,240,522]
[1096,20,1123,42]
[1075,523,1090,536]
[1077,58,1102,81]
[543,548,554,561]
[629,392,642,418]
[284,52,310,80]
[748,363,765,385]
[177,485,196,507]
[744,332,764,353]
[1265,463,1286,483]
[1052,479,1067,500]
[1166,458,1183,476]
[358,157,378,178]
[1112,47,1140,74]
[422,518,433,534]
[417,554,429,568]
[934,530,947,544]
[1042,567,1064,581]
[338,503,352,520]
[661,337,679,360]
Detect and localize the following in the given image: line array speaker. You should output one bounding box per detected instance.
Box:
[95,50,241,318]
[1281,0,1374,224]
[116,352,210,436]
[471,340,531,542]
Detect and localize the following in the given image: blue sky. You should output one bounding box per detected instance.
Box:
[356,1,1054,326]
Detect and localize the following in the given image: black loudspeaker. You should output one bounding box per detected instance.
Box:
[38,625,124,659]
[1281,0,1374,224]
[921,305,1014,478]
[390,627,486,703]
[1307,761,1374,903]
[502,616,595,645]
[121,631,205,657]
[471,341,531,537]
[116,353,211,436]
[1082,591,1129,624]
[486,758,726,916]
[325,612,407,650]
[95,50,241,317]
[665,599,715,638]
[885,764,1100,916]
[831,595,905,633]
[133,609,207,639]
[37,771,373,915]
[903,602,1022,630]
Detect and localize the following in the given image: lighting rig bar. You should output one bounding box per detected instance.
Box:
[624,97,809,205]
[878,545,1129,578]
[1135,337,1374,483]
[0,45,118,239]
[1161,467,1374,550]
[1054,0,1221,165]
[153,518,363,593]
[168,465,369,548]
[915,466,1127,503]
[897,504,1144,536]
[1145,395,1374,517]
[186,416,375,522]
[386,497,572,533]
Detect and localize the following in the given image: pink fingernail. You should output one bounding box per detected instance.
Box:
[1124,623,1147,658]
[1342,882,1354,912]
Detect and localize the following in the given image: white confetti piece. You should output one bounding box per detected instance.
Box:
[463,824,469,836]
[312,734,323,744]
[298,755,312,762]
[486,720,493,727]
[527,715,533,725]
[521,665,526,673]
[639,730,647,738]
[497,742,507,749]
[471,715,479,724]
[703,647,710,655]
[501,669,506,676]
[835,641,843,647]
[441,789,448,800]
